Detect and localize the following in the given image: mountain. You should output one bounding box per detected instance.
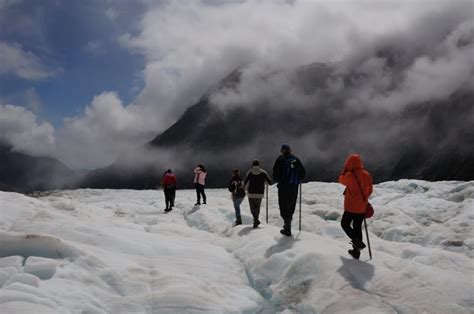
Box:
[83,56,474,189]
[0,143,77,192]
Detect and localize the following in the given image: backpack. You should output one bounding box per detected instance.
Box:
[353,171,374,218]
[284,156,301,185]
[233,180,246,198]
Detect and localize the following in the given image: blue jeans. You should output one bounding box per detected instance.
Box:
[233,197,244,221]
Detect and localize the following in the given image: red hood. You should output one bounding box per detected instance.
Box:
[344,154,363,171]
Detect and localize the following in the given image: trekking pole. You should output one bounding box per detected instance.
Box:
[266,184,269,224]
[364,218,373,260]
[299,184,302,232]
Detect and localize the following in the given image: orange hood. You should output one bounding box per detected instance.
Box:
[344,154,363,171]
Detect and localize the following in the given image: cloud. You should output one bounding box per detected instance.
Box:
[83,40,106,56]
[0,42,57,80]
[15,0,472,172]
[0,104,55,156]
[56,91,159,169]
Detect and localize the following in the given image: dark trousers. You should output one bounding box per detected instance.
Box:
[341,211,365,241]
[164,186,176,209]
[248,198,262,222]
[195,183,206,204]
[278,184,299,229]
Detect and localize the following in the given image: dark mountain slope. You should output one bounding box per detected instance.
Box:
[84,56,474,189]
[0,143,77,192]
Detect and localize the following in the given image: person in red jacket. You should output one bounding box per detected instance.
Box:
[338,154,373,259]
[162,169,177,212]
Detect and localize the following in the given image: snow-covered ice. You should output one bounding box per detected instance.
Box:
[0,180,472,313]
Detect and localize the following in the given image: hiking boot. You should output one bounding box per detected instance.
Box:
[195,202,201,206]
[280,228,292,237]
[348,249,361,259]
[164,208,171,212]
[352,239,366,250]
[234,220,242,226]
[253,220,260,229]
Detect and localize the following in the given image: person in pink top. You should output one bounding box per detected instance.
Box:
[194,164,207,205]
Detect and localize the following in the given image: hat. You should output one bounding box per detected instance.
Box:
[252,159,260,166]
[281,144,290,151]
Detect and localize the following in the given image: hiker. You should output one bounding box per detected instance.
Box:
[272,144,305,236]
[244,160,272,228]
[194,164,207,205]
[338,154,373,259]
[228,169,246,226]
[161,169,177,212]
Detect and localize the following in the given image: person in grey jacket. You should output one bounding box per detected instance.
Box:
[244,160,272,228]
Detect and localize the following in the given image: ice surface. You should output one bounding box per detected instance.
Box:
[0,180,472,313]
[5,273,40,288]
[24,257,57,280]
[0,256,24,272]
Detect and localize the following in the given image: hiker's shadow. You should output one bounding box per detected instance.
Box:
[238,227,254,236]
[187,205,200,216]
[264,235,301,258]
[337,256,375,290]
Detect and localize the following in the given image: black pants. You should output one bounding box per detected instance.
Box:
[195,183,206,204]
[248,198,263,222]
[278,184,299,229]
[164,186,176,209]
[341,211,365,241]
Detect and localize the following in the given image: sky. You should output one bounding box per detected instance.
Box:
[0,0,473,170]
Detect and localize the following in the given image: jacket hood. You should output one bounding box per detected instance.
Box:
[344,154,363,171]
[251,166,263,175]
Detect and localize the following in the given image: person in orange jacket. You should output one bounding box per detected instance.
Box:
[338,154,373,259]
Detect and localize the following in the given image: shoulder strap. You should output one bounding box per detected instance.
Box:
[353,171,367,203]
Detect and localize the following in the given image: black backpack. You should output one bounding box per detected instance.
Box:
[232,180,246,198]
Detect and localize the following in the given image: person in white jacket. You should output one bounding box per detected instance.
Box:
[194,164,207,205]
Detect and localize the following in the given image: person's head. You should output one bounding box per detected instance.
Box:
[280,144,291,156]
[166,169,172,174]
[344,154,363,171]
[198,164,206,172]
[233,168,240,176]
[252,159,260,167]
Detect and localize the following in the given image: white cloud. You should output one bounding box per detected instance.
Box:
[56,92,158,169]
[83,40,106,56]
[0,42,56,80]
[117,0,468,123]
[24,88,42,112]
[0,104,55,156]
[26,0,473,170]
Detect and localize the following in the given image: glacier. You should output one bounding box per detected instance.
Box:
[0,180,472,313]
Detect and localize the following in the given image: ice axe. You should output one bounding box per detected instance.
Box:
[299,183,302,231]
[364,218,373,260]
[265,184,269,224]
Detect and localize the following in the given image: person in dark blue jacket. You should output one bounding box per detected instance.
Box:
[272,144,305,236]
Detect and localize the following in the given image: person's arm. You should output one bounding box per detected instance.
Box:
[338,169,352,186]
[244,171,251,186]
[228,178,235,192]
[263,171,272,185]
[272,157,282,183]
[367,174,374,197]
